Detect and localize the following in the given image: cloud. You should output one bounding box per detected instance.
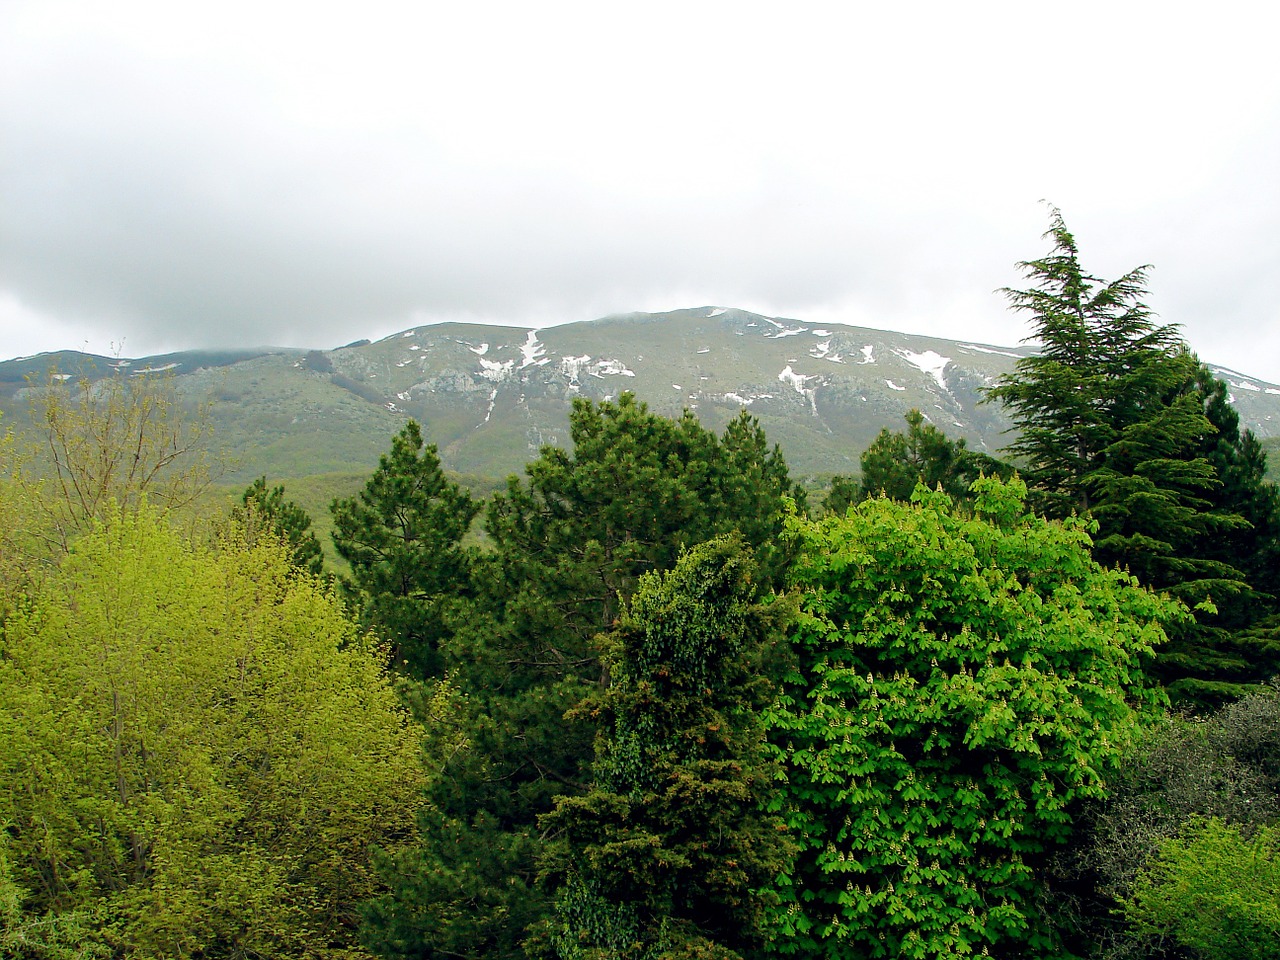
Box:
[2,1,1279,381]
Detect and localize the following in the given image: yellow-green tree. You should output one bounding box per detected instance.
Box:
[0,508,425,958]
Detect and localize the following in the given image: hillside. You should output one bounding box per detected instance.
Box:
[4,307,1279,484]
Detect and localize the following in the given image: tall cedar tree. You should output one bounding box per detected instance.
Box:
[362,395,802,960]
[331,420,479,679]
[985,209,1268,704]
[533,537,796,960]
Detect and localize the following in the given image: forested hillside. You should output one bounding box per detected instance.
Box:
[3,215,1279,959]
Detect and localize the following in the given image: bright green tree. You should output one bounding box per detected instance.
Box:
[233,475,325,575]
[0,508,425,958]
[765,477,1181,959]
[1124,818,1280,960]
[534,537,796,960]
[331,419,480,678]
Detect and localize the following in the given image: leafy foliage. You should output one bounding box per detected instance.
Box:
[1054,683,1280,958]
[1124,818,1280,960]
[331,419,480,678]
[0,509,425,957]
[534,537,796,960]
[765,477,1180,959]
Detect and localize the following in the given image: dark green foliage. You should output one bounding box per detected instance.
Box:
[234,475,325,575]
[331,420,479,678]
[363,396,802,959]
[1054,683,1280,958]
[534,537,796,960]
[985,209,1263,704]
[826,409,1011,512]
[766,477,1179,959]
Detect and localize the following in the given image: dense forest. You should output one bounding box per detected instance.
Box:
[3,212,1279,959]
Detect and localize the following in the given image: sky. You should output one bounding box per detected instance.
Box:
[3,1,1279,382]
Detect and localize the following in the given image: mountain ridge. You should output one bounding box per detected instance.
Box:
[4,307,1278,484]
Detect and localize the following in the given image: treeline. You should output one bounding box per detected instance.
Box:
[2,212,1279,959]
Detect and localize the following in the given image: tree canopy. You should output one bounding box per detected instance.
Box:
[0,508,425,958]
[765,477,1180,958]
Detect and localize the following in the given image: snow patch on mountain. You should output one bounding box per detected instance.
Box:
[520,331,546,368]
[960,343,1020,358]
[469,343,490,356]
[896,349,950,391]
[886,379,905,391]
[1231,379,1261,392]
[779,365,823,415]
[860,345,875,364]
[707,307,726,317]
[480,358,516,383]
[809,340,845,363]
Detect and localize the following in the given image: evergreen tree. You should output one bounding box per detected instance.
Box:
[233,475,325,576]
[534,537,796,960]
[331,420,479,678]
[363,395,801,959]
[985,209,1262,703]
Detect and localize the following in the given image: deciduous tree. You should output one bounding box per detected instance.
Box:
[765,477,1180,959]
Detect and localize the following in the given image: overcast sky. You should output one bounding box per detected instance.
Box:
[3,1,1278,381]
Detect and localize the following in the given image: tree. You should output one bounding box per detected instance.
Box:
[533,537,796,960]
[826,409,1010,512]
[331,420,479,678]
[1052,682,1280,958]
[0,508,426,957]
[985,209,1258,703]
[23,366,216,551]
[764,477,1181,959]
[233,475,325,576]
[363,395,803,960]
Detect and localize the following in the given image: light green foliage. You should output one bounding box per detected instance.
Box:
[331,419,480,678]
[766,476,1181,959]
[1124,818,1280,960]
[535,537,796,960]
[1056,683,1280,957]
[0,509,425,958]
[233,475,326,575]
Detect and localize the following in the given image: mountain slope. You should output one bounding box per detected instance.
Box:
[4,307,1278,484]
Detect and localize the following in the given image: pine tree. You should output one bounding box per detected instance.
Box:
[331,420,479,678]
[363,396,801,959]
[534,537,796,960]
[234,476,325,576]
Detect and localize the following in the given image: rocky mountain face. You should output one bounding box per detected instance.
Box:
[4,307,1279,484]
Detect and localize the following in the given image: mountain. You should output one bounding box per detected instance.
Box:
[4,307,1280,484]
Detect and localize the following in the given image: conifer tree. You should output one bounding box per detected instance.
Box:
[331,420,478,678]
[534,537,795,960]
[985,209,1265,702]
[234,475,325,576]
[363,396,802,959]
